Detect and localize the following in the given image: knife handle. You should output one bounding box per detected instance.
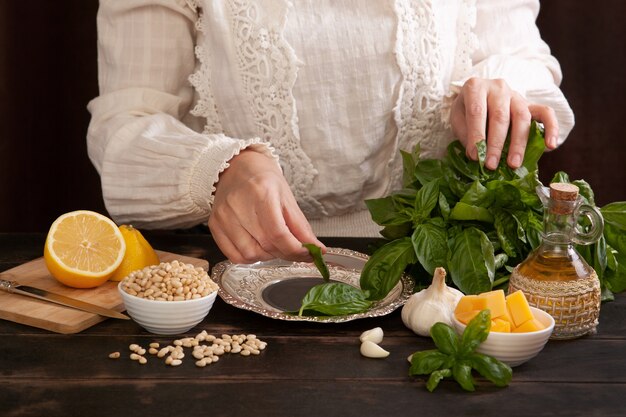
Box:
[0,276,18,293]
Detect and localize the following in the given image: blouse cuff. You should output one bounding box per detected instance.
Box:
[190,136,280,213]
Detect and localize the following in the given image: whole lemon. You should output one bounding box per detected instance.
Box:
[109,225,160,282]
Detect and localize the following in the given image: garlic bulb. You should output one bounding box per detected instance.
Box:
[401,267,464,337]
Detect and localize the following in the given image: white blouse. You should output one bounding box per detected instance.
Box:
[87,0,574,237]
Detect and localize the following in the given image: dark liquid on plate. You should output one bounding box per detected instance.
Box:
[261,277,330,312]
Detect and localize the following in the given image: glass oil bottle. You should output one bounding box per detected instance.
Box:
[509,182,604,339]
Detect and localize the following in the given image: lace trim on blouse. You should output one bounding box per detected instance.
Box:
[441,0,479,128]
[224,0,324,217]
[391,0,446,185]
[189,9,224,134]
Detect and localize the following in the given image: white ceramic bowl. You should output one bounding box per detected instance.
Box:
[118,282,218,335]
[452,307,555,367]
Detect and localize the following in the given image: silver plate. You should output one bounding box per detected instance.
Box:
[211,247,413,323]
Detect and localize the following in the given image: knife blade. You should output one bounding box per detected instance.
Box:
[0,278,130,320]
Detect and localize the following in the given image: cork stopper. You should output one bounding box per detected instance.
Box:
[549,182,579,214]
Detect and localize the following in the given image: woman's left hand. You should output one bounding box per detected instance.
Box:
[449,77,559,170]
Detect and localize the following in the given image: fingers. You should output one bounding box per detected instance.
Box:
[529,104,559,149]
[507,94,532,168]
[450,78,560,170]
[485,81,511,170]
[462,78,488,160]
[209,150,321,264]
[209,219,275,264]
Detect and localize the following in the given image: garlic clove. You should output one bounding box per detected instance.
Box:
[360,340,390,359]
[359,327,384,344]
[407,353,413,364]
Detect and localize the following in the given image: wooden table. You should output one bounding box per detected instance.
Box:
[1,232,625,417]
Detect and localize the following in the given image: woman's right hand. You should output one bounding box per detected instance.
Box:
[208,149,326,264]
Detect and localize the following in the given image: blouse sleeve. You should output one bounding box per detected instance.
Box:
[452,0,575,146]
[87,0,277,229]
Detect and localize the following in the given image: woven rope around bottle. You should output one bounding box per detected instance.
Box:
[509,270,601,340]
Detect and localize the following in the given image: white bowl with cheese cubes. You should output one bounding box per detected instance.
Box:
[452,289,555,367]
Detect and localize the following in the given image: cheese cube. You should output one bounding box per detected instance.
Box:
[455,310,481,325]
[478,289,508,319]
[512,318,546,333]
[454,295,488,315]
[506,290,535,327]
[490,318,512,333]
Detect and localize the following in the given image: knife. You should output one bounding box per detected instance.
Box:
[0,277,130,320]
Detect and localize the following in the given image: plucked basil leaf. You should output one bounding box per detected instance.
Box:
[298,282,371,316]
[302,243,329,282]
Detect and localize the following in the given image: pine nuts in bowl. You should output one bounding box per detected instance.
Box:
[118,260,219,335]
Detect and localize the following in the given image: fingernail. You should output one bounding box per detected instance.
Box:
[486,156,498,169]
[510,154,522,168]
[470,148,478,160]
[549,135,558,148]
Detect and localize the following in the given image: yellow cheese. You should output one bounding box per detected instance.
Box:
[478,289,508,318]
[454,295,488,314]
[506,290,535,327]
[455,310,481,325]
[512,318,546,333]
[490,318,512,333]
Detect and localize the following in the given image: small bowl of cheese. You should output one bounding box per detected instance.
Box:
[452,289,555,367]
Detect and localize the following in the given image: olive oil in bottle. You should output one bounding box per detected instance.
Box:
[509,183,604,339]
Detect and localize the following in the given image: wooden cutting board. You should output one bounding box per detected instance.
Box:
[0,250,208,334]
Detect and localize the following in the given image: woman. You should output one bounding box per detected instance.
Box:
[87,0,574,263]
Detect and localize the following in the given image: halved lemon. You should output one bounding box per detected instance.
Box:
[44,210,126,288]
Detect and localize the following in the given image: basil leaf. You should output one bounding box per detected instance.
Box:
[452,362,475,392]
[601,202,626,230]
[460,180,493,207]
[302,243,329,282]
[415,159,444,187]
[467,353,513,387]
[448,228,495,295]
[298,282,371,316]
[572,179,595,206]
[493,208,520,258]
[409,350,450,375]
[446,141,480,181]
[365,196,409,226]
[520,120,546,172]
[430,322,459,356]
[400,149,419,188]
[426,368,452,392]
[360,237,417,301]
[550,171,570,184]
[414,180,440,222]
[460,310,491,356]
[411,221,448,275]
[449,202,495,223]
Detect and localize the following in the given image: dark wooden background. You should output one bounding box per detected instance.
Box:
[1,0,624,232]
